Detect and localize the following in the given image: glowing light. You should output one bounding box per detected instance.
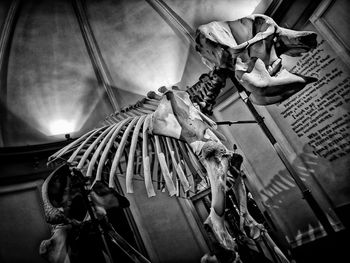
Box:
[48,119,75,136]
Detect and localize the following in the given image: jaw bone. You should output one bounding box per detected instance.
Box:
[195,14,317,104]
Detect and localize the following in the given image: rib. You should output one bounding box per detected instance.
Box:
[154,135,176,196]
[93,118,132,183]
[165,137,190,192]
[76,125,116,170]
[126,115,147,193]
[109,116,140,188]
[65,126,107,164]
[142,115,156,197]
[86,123,121,178]
[48,127,101,163]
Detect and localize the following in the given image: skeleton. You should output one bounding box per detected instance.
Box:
[195,14,317,105]
[41,14,317,263]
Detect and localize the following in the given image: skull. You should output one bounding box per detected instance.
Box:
[195,14,318,104]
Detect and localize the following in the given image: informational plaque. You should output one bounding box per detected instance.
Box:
[264,31,350,210]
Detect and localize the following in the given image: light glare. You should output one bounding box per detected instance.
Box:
[49,119,75,136]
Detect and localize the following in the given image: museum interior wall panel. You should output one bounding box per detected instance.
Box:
[3,0,113,147]
[0,180,51,263]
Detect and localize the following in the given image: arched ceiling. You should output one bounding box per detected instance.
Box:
[0,0,270,147]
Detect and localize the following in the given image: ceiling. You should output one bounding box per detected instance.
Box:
[0,0,271,147]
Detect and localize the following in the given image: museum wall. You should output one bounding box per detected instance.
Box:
[0,142,66,263]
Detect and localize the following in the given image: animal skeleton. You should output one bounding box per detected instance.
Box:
[41,14,317,263]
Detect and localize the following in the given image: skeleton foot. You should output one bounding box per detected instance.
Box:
[205,208,237,251]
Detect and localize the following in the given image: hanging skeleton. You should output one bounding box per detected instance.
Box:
[40,14,317,263]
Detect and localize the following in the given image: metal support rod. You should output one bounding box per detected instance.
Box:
[216,120,257,126]
[72,0,120,112]
[230,76,335,235]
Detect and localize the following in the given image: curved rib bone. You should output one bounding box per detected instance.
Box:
[154,135,177,196]
[142,115,156,197]
[126,115,147,193]
[76,125,115,170]
[86,123,120,178]
[109,116,140,188]
[93,118,132,183]
[165,137,190,192]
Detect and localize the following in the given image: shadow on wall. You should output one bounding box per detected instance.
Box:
[260,144,345,247]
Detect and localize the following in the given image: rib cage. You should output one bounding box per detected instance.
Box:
[48,68,227,198]
[48,90,208,198]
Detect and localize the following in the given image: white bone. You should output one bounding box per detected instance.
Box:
[93,118,132,183]
[86,123,120,178]
[76,125,115,170]
[66,126,108,164]
[142,115,156,197]
[154,135,176,196]
[49,127,102,163]
[109,117,140,188]
[126,115,147,193]
[165,137,190,192]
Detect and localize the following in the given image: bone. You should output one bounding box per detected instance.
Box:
[143,98,160,107]
[154,135,177,196]
[140,102,158,111]
[48,127,99,163]
[66,126,108,164]
[109,116,140,188]
[126,115,147,193]
[199,141,240,252]
[185,143,207,179]
[86,123,120,179]
[149,137,161,190]
[158,86,169,93]
[196,14,318,104]
[147,91,162,100]
[175,140,202,184]
[165,137,190,192]
[76,125,116,170]
[39,224,72,263]
[104,118,113,125]
[121,109,138,118]
[237,58,317,99]
[142,115,156,197]
[132,107,153,115]
[41,170,67,225]
[94,118,132,183]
